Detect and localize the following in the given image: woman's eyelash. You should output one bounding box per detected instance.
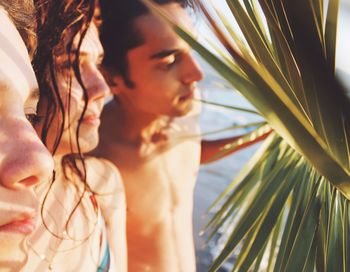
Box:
[96,62,103,70]
[25,114,43,126]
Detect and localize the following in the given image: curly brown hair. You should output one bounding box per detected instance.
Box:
[33,0,97,238]
[0,0,37,58]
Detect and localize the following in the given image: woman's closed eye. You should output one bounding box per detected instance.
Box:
[55,54,77,76]
[25,113,43,126]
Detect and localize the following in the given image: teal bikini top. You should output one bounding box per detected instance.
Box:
[97,243,110,272]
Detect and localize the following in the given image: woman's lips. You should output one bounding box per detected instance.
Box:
[0,218,37,235]
[82,114,100,125]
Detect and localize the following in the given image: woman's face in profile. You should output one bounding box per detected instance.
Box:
[39,22,109,156]
[0,7,54,268]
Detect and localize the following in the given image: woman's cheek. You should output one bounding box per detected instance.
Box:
[58,87,84,129]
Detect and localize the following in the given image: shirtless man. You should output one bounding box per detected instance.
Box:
[94,0,269,271]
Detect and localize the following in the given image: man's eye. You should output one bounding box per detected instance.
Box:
[157,54,180,71]
[166,59,176,68]
[25,114,43,126]
[159,59,176,70]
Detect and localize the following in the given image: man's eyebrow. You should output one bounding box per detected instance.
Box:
[150,49,179,60]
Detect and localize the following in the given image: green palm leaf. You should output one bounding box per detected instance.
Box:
[142,0,350,270]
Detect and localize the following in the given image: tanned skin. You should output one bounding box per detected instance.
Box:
[93,3,270,271]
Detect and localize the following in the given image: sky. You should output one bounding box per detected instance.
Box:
[336,2,350,75]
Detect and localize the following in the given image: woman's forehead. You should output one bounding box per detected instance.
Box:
[0,7,38,105]
[79,23,104,58]
[55,22,103,58]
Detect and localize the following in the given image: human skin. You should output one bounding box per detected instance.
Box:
[38,23,108,156]
[94,2,272,271]
[93,3,203,271]
[24,23,127,272]
[0,7,54,272]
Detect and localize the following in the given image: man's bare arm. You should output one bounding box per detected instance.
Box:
[200,129,272,164]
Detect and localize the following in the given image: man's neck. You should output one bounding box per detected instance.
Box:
[109,98,172,146]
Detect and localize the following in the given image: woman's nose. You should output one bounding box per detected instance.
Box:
[0,118,54,190]
[86,67,110,102]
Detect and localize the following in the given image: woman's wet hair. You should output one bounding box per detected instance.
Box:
[0,0,37,57]
[33,0,97,239]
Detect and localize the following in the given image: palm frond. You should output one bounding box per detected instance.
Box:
[142,0,350,270]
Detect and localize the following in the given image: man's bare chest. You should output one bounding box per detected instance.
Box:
[113,140,200,215]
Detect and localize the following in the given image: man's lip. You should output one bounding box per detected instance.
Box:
[178,91,194,102]
[0,217,37,235]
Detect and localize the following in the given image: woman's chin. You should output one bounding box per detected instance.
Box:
[55,131,100,156]
[0,234,28,267]
[79,135,99,154]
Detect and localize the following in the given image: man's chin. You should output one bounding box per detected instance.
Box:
[173,103,194,117]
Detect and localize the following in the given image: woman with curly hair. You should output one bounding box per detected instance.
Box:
[23,1,127,271]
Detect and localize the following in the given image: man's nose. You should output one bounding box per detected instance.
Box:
[181,54,204,85]
[0,122,54,190]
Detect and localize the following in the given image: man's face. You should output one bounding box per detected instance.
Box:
[0,7,54,268]
[114,3,203,117]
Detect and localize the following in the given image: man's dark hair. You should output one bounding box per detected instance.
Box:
[100,0,192,87]
[0,0,37,58]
